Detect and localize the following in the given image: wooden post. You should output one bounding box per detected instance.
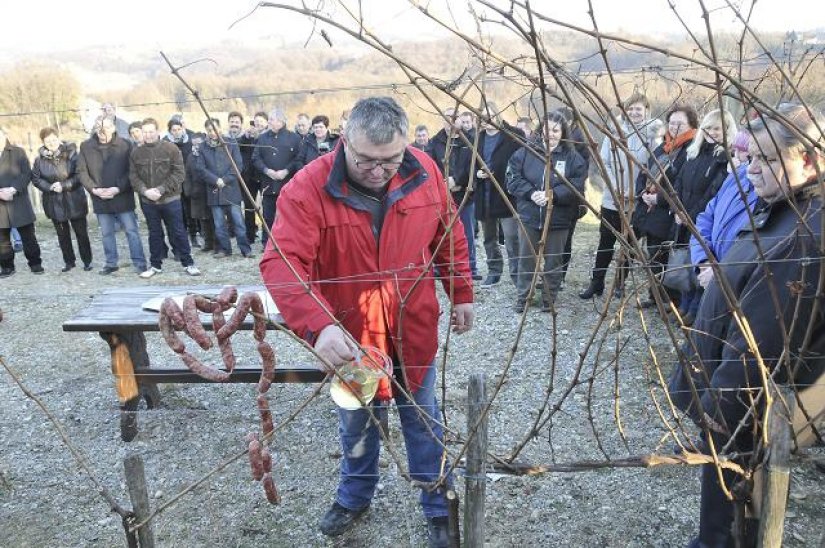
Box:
[464,373,488,547]
[446,489,460,548]
[124,454,155,548]
[757,385,795,548]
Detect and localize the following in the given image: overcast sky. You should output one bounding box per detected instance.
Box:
[0,0,815,57]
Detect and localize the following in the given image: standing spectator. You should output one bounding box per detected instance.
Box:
[77,117,147,275]
[0,126,43,277]
[412,124,430,150]
[427,107,479,280]
[671,108,736,325]
[668,102,825,548]
[195,118,252,258]
[516,117,533,141]
[459,111,475,133]
[130,118,200,278]
[297,115,340,168]
[252,108,302,248]
[32,128,93,272]
[260,96,473,546]
[185,135,217,253]
[228,111,262,245]
[507,111,587,312]
[473,102,524,287]
[294,113,311,137]
[632,104,698,308]
[166,117,201,250]
[101,103,131,138]
[579,93,652,299]
[127,122,144,146]
[338,109,350,134]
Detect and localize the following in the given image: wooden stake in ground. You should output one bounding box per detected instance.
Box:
[124,454,155,548]
[465,373,488,547]
[758,385,795,548]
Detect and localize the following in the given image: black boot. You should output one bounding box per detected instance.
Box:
[578,278,604,299]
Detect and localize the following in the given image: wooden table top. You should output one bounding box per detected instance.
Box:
[62,285,284,333]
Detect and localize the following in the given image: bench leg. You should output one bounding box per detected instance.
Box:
[100,332,162,441]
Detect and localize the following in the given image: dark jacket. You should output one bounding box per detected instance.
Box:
[164,132,197,197]
[507,141,588,231]
[129,140,185,205]
[673,140,729,242]
[194,138,244,207]
[77,133,135,214]
[632,141,690,240]
[0,140,35,228]
[426,128,475,204]
[473,123,524,219]
[297,132,340,168]
[569,125,592,172]
[670,184,824,441]
[32,143,88,222]
[235,131,259,189]
[251,127,302,196]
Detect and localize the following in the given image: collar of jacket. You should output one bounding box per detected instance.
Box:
[743,180,822,232]
[323,145,428,212]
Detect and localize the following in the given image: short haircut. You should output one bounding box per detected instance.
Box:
[141,117,159,130]
[205,117,221,129]
[39,127,58,141]
[747,102,824,155]
[665,103,699,130]
[311,115,330,127]
[228,111,244,123]
[254,111,268,120]
[624,93,650,111]
[167,118,183,131]
[415,124,428,134]
[343,97,408,145]
[268,108,287,124]
[128,121,142,132]
[297,113,310,120]
[540,111,571,151]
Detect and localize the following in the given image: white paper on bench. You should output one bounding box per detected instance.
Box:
[141,288,278,317]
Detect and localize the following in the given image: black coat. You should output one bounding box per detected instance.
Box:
[251,127,302,196]
[473,123,524,220]
[670,185,824,441]
[32,143,88,222]
[297,132,340,168]
[632,141,689,240]
[507,142,588,231]
[673,140,729,242]
[194,138,244,207]
[77,134,135,214]
[0,140,35,228]
[427,128,474,204]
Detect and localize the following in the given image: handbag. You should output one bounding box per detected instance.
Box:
[662,243,697,292]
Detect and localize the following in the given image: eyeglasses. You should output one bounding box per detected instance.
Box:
[348,142,404,171]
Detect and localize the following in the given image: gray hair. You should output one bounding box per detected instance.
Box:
[748,103,824,155]
[268,108,287,124]
[344,97,409,145]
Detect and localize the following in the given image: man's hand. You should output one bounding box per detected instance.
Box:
[215,178,226,189]
[314,324,357,371]
[0,188,14,201]
[674,212,686,226]
[476,169,488,179]
[265,168,278,180]
[274,169,289,181]
[697,264,715,288]
[144,188,162,201]
[451,303,474,334]
[447,176,457,191]
[530,190,548,207]
[50,181,63,193]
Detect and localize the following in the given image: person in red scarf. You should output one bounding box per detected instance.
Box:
[632,104,699,309]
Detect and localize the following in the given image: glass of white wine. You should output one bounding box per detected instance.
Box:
[329,346,392,410]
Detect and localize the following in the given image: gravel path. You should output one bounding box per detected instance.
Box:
[1,219,822,547]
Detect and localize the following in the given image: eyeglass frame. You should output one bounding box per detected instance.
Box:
[345,138,406,172]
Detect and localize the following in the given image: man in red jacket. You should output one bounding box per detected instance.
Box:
[260,97,474,547]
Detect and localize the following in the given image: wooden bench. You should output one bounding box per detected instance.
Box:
[62,285,325,441]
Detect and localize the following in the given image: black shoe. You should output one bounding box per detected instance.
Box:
[637,298,656,309]
[471,273,483,281]
[613,287,624,299]
[480,275,501,288]
[31,265,45,274]
[578,280,604,299]
[62,264,76,273]
[0,267,15,278]
[514,301,526,313]
[427,516,449,548]
[83,264,93,272]
[242,251,255,259]
[319,502,369,537]
[541,299,555,313]
[99,266,119,275]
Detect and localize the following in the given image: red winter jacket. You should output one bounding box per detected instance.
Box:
[260,144,473,399]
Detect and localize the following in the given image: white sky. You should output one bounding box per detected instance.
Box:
[0,0,815,57]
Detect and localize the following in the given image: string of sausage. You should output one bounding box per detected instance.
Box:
[157,287,280,504]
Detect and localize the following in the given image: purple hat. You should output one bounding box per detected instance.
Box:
[732,129,750,152]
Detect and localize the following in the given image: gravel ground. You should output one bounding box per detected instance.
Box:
[0,218,822,547]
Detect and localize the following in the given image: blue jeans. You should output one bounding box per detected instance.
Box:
[457,200,477,275]
[97,211,146,271]
[141,199,193,268]
[336,363,451,518]
[211,204,251,255]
